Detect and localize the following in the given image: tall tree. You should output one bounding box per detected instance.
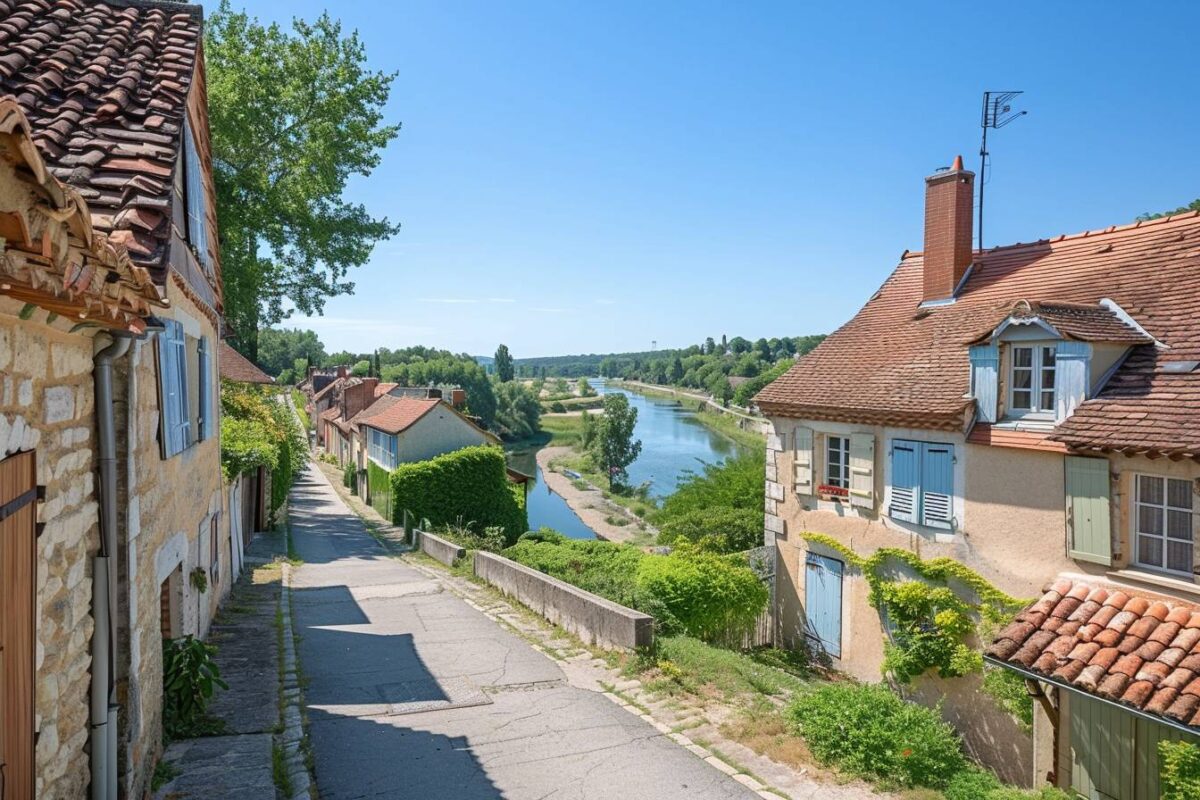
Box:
[592,394,642,489]
[256,327,326,378]
[494,344,515,382]
[206,3,400,360]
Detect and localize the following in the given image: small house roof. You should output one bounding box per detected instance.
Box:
[219,341,274,384]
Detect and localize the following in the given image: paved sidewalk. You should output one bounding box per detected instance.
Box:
[289,464,760,800]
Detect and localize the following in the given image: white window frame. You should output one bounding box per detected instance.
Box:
[825,435,850,489]
[1007,343,1057,418]
[1132,473,1194,578]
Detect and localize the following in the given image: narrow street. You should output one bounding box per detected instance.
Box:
[288,464,761,800]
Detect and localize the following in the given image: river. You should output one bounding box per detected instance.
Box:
[508,379,754,539]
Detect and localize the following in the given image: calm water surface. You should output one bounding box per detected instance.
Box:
[510,379,752,539]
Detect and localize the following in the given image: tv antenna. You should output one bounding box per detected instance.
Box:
[979,90,1027,252]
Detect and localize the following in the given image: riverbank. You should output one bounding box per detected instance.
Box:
[535,446,654,545]
[613,380,767,450]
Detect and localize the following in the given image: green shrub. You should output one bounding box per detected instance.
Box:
[518,527,568,544]
[504,539,645,608]
[390,446,527,543]
[437,519,507,553]
[342,462,357,491]
[1161,740,1200,800]
[220,382,306,519]
[634,548,767,640]
[162,636,228,739]
[367,461,392,519]
[944,768,1074,800]
[787,682,965,789]
[657,506,764,554]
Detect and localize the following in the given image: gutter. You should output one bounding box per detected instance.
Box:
[983,654,1200,739]
[90,333,134,800]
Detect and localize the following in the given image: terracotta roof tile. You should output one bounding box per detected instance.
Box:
[218,341,274,385]
[0,0,202,275]
[987,577,1200,730]
[756,212,1200,457]
[356,396,442,436]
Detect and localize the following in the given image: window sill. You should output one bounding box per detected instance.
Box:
[993,417,1056,432]
[1107,568,1200,601]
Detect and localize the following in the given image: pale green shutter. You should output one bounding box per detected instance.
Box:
[793,427,813,494]
[1066,456,1111,566]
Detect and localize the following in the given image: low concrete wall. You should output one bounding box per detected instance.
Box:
[473,551,654,650]
[418,530,465,567]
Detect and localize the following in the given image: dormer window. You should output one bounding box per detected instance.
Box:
[1009,344,1057,415]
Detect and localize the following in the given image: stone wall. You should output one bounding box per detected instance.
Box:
[115,278,229,799]
[0,297,101,799]
[418,529,465,566]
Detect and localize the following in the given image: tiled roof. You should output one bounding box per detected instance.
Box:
[965,301,1153,346]
[218,341,273,384]
[756,212,1200,449]
[356,396,441,436]
[312,376,347,404]
[986,577,1200,730]
[0,0,203,274]
[374,382,398,398]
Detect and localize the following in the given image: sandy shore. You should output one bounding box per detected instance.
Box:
[535,446,652,545]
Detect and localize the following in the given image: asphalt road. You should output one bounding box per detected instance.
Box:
[288,465,761,800]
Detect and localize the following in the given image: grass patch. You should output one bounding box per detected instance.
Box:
[627,636,808,701]
[272,741,293,796]
[151,758,179,791]
[291,388,311,431]
[720,708,816,775]
[538,414,586,446]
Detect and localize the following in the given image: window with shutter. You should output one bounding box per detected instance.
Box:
[793,426,813,494]
[196,336,209,441]
[889,440,956,529]
[848,433,875,509]
[920,444,954,529]
[157,320,192,458]
[1065,456,1112,566]
[182,118,211,275]
[889,441,919,522]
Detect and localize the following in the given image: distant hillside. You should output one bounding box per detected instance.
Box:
[513,350,661,378]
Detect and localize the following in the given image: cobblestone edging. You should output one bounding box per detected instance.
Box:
[279,560,314,799]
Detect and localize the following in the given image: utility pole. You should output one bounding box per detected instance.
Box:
[979,91,1027,252]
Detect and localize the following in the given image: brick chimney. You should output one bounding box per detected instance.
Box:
[922,155,975,303]
[341,378,379,420]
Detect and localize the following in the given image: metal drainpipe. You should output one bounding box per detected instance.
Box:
[91,334,132,800]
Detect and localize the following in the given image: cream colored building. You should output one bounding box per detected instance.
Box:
[757,157,1200,796]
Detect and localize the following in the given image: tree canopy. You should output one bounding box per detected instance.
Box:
[206,2,400,359]
[256,327,326,379]
[494,344,515,382]
[591,393,642,489]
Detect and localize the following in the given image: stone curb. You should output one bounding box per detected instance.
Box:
[279,558,315,800]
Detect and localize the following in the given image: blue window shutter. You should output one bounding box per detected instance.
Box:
[157,323,177,456]
[920,443,954,530]
[804,553,843,657]
[969,344,999,423]
[197,336,208,441]
[183,118,210,273]
[1054,341,1091,422]
[889,440,919,522]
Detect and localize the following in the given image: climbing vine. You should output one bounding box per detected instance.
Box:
[802,533,1032,725]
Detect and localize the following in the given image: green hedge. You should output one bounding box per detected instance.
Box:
[657,507,764,554]
[367,461,392,519]
[220,381,306,523]
[502,539,767,640]
[389,445,527,544]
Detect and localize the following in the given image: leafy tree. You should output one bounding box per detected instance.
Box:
[579,409,598,450]
[494,344,515,382]
[256,327,326,378]
[206,3,400,360]
[720,334,727,352]
[592,393,642,489]
[703,336,716,355]
[669,356,684,383]
[350,359,370,377]
[1138,199,1200,222]
[492,380,541,439]
[728,336,751,354]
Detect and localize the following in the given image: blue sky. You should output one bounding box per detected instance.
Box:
[242,1,1200,358]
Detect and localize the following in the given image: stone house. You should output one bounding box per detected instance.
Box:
[756,155,1200,796]
[0,2,234,798]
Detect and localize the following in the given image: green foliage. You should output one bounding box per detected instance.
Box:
[220,382,306,517]
[645,635,807,698]
[1138,199,1200,222]
[787,682,965,789]
[592,393,642,488]
[366,460,392,520]
[257,327,326,378]
[389,446,527,544]
[1160,740,1200,800]
[350,359,370,377]
[944,768,1074,800]
[733,360,793,406]
[377,348,497,427]
[290,388,311,429]
[342,462,357,491]
[435,518,508,553]
[162,636,229,739]
[658,450,765,521]
[579,409,598,450]
[517,527,569,544]
[981,666,1034,730]
[634,548,768,640]
[657,507,764,554]
[503,539,767,641]
[492,379,542,439]
[801,533,1030,722]
[494,344,515,382]
[206,2,399,360]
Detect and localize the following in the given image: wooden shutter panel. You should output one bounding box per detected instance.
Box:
[0,451,37,800]
[889,440,919,522]
[197,336,208,441]
[793,426,813,494]
[157,321,180,457]
[848,433,875,509]
[969,343,999,423]
[1055,341,1091,422]
[1066,456,1111,565]
[920,443,954,530]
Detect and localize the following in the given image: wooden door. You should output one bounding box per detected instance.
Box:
[804,552,843,658]
[0,451,37,800]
